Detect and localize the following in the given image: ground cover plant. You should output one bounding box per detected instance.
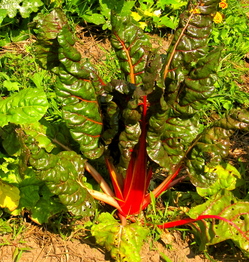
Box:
[0,0,249,261]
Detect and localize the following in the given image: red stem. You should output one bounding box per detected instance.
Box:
[157,215,249,242]
[142,165,182,210]
[119,96,149,216]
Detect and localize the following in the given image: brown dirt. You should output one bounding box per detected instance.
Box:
[1,219,248,262]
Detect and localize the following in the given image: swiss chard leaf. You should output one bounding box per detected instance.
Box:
[147,0,221,172]
[29,148,96,217]
[196,164,243,196]
[188,108,249,187]
[34,9,104,159]
[92,212,149,262]
[188,190,249,257]
[110,13,151,85]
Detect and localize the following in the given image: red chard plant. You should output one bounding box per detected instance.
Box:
[1,0,249,261]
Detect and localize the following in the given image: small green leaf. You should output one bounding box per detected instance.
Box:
[92,213,149,262]
[0,9,8,24]
[83,13,106,25]
[29,149,96,217]
[22,122,56,153]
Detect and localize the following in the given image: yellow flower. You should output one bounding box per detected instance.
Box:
[219,0,228,9]
[139,22,147,30]
[131,12,142,22]
[190,8,201,14]
[213,12,223,23]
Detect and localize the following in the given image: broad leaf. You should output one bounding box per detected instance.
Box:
[29,148,96,217]
[110,13,151,85]
[188,108,249,187]
[30,185,66,224]
[92,212,149,262]
[188,190,249,257]
[21,122,56,153]
[147,0,221,171]
[0,88,48,127]
[35,9,104,159]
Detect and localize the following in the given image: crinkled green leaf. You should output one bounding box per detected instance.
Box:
[147,0,221,170]
[163,1,220,116]
[0,88,48,127]
[0,0,43,18]
[147,112,199,170]
[5,168,65,223]
[28,147,95,217]
[186,126,232,187]
[196,164,243,197]
[33,9,68,71]
[188,190,249,257]
[103,79,141,171]
[92,212,149,262]
[214,108,249,130]
[110,13,151,84]
[187,108,249,187]
[35,9,104,159]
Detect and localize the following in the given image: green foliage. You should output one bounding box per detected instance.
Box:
[131,0,187,31]
[60,0,186,31]
[0,0,43,19]
[0,0,249,261]
[206,0,249,113]
[0,0,44,46]
[0,159,66,224]
[92,212,149,262]
[29,149,96,217]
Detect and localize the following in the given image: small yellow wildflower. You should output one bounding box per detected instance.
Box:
[139,22,147,30]
[190,8,201,14]
[213,12,223,23]
[131,12,142,22]
[219,0,228,9]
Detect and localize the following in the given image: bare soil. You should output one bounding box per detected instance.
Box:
[0,217,248,262]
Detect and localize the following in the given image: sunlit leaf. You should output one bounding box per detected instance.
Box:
[0,180,20,211]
